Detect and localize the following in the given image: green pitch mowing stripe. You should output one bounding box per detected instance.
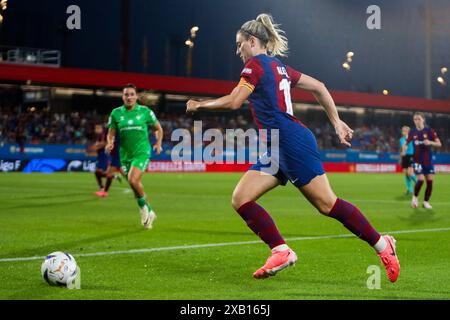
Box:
[0,173,449,300]
[1,227,449,263]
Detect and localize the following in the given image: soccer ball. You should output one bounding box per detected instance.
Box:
[41,252,79,287]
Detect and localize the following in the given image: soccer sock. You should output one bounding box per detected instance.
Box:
[272,244,290,252]
[373,236,387,254]
[104,175,114,192]
[412,175,417,184]
[95,170,105,189]
[414,180,424,197]
[328,198,381,247]
[405,176,413,193]
[237,201,286,250]
[137,196,153,211]
[425,180,433,202]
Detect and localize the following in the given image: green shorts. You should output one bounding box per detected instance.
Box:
[121,157,150,177]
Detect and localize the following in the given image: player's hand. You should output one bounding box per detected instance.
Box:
[423,139,431,146]
[186,100,200,114]
[105,143,114,154]
[153,144,163,155]
[335,120,354,148]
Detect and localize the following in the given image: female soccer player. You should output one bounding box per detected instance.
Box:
[401,113,442,209]
[399,126,417,195]
[91,124,109,194]
[106,84,164,229]
[92,124,122,198]
[186,14,400,282]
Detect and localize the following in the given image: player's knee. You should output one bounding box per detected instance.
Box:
[128,175,139,187]
[231,192,247,211]
[315,199,336,216]
[231,195,241,211]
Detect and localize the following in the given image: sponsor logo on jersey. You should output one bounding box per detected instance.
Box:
[121,126,144,131]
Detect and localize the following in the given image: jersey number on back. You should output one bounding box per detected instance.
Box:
[279,79,294,116]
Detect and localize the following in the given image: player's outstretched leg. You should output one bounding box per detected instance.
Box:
[128,166,156,230]
[404,167,416,195]
[136,193,157,229]
[237,201,298,279]
[329,199,400,282]
[232,171,298,279]
[94,169,106,197]
[300,174,400,283]
[99,174,113,197]
[423,175,434,209]
[405,174,414,195]
[412,177,424,209]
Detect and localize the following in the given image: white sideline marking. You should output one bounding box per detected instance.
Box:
[1,227,449,263]
[351,199,450,206]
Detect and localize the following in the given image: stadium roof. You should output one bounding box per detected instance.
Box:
[1,63,449,113]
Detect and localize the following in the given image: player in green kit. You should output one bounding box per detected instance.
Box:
[106,84,164,229]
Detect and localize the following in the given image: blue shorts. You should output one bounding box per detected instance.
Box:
[110,153,121,169]
[413,163,435,175]
[250,125,325,188]
[96,151,109,172]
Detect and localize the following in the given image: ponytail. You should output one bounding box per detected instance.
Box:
[256,14,289,57]
[239,13,289,57]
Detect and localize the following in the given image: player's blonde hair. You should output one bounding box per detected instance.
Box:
[414,112,425,120]
[239,14,289,57]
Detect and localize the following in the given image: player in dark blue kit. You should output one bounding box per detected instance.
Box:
[186,14,400,282]
[402,113,442,209]
[91,124,121,198]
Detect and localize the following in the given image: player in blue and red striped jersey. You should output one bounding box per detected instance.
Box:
[186,14,400,282]
[402,113,442,209]
[91,124,121,198]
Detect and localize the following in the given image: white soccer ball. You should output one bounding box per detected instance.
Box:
[41,252,78,287]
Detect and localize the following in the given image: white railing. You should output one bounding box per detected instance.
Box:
[0,46,61,67]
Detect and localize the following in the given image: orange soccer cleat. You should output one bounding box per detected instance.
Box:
[378,235,400,283]
[253,249,298,279]
[95,190,108,198]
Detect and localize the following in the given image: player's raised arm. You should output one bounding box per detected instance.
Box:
[152,121,164,155]
[186,85,252,113]
[295,74,354,147]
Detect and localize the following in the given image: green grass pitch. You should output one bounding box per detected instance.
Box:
[0,172,449,300]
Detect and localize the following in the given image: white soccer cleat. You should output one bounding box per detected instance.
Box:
[140,206,157,230]
[423,201,433,210]
[411,196,419,209]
